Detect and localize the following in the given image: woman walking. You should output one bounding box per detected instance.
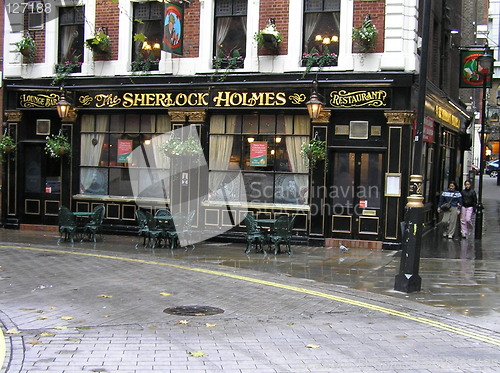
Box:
[460,179,477,238]
[438,181,462,239]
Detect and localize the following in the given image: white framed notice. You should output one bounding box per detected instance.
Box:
[385,173,401,197]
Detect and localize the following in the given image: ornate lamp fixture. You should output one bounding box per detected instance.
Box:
[56,92,71,120]
[306,80,324,119]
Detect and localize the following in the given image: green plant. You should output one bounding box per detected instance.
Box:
[0,135,16,156]
[131,52,159,72]
[15,34,37,63]
[352,16,378,53]
[45,134,72,158]
[212,49,244,81]
[301,138,327,170]
[160,136,203,157]
[254,22,283,50]
[52,53,82,85]
[85,30,111,53]
[301,47,338,78]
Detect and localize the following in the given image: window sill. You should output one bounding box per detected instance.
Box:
[202,200,310,211]
[73,194,170,204]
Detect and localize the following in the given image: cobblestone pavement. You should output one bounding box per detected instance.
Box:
[0,177,499,372]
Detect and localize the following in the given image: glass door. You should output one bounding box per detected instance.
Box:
[327,151,383,239]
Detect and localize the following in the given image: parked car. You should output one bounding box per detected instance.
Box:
[485,159,499,177]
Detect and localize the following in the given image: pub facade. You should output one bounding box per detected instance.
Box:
[2,0,470,249]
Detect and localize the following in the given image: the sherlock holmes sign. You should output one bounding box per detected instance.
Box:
[18,88,391,110]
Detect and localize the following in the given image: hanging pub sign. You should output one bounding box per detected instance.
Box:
[250,142,268,167]
[163,2,183,55]
[459,49,492,88]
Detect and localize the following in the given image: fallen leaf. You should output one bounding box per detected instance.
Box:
[20,308,35,311]
[195,313,206,316]
[188,351,206,357]
[77,326,91,330]
[148,326,158,330]
[306,344,321,349]
[54,326,67,330]
[286,322,295,326]
[177,320,189,325]
[102,315,111,318]
[36,310,45,314]
[26,341,40,345]
[6,329,21,334]
[67,338,81,342]
[60,316,73,321]
[37,316,48,320]
[205,323,217,328]
[159,292,171,297]
[50,307,57,310]
[97,294,112,298]
[40,332,55,337]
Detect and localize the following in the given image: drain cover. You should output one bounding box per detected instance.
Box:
[163,305,224,316]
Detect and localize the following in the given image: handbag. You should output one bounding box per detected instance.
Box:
[440,202,451,211]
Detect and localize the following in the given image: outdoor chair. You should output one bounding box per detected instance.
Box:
[58,206,78,243]
[269,215,295,255]
[82,205,106,242]
[144,210,165,249]
[162,216,179,250]
[244,213,269,254]
[135,209,151,247]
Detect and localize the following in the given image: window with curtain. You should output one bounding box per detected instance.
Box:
[80,114,171,197]
[303,0,340,59]
[208,114,310,205]
[58,6,84,66]
[132,1,163,71]
[213,0,247,64]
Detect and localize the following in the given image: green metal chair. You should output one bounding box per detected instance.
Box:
[135,209,150,247]
[84,205,105,242]
[162,216,179,250]
[144,210,165,249]
[58,206,78,243]
[244,213,269,254]
[269,215,295,255]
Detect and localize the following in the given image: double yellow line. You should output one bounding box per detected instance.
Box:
[2,245,500,349]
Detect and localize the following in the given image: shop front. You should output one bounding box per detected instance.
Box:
[2,74,469,248]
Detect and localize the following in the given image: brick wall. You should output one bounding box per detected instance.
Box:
[182,2,200,58]
[353,0,385,53]
[258,0,289,55]
[95,0,119,61]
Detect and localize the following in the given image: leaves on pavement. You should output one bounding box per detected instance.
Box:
[188,351,206,357]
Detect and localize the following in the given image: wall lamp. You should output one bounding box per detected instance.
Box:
[56,91,72,120]
[306,80,324,119]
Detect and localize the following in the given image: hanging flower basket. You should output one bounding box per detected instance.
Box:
[45,134,72,159]
[85,30,111,54]
[301,138,327,170]
[15,34,36,63]
[160,136,203,158]
[352,16,378,53]
[0,135,17,156]
[254,21,283,52]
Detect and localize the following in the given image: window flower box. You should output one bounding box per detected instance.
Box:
[301,47,338,77]
[85,30,111,55]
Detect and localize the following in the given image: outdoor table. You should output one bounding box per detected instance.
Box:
[72,211,97,241]
[255,218,277,230]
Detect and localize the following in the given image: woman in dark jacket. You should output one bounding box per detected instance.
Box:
[438,181,462,239]
[460,179,477,238]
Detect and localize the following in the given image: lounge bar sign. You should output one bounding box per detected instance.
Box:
[19,93,61,108]
[329,89,390,108]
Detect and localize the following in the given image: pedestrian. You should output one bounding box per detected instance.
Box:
[438,181,462,239]
[460,179,477,238]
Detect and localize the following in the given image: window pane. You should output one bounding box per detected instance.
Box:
[109,168,134,196]
[137,169,169,198]
[58,7,84,64]
[208,171,243,201]
[304,12,340,56]
[260,115,275,134]
[215,16,247,58]
[360,153,382,208]
[80,168,108,195]
[125,114,140,133]
[242,114,258,133]
[110,114,124,132]
[332,152,355,206]
[141,115,155,132]
[275,174,308,205]
[305,0,323,11]
[244,173,273,203]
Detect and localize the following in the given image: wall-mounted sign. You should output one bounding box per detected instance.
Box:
[329,89,390,108]
[422,116,434,142]
[163,2,183,55]
[117,140,133,163]
[250,142,268,167]
[19,93,61,108]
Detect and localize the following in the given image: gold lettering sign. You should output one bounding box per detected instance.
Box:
[330,89,388,108]
[19,93,60,108]
[435,106,460,128]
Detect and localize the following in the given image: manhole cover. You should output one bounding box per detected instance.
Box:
[163,305,224,316]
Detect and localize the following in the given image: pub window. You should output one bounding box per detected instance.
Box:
[58,6,84,68]
[213,0,247,68]
[132,1,163,71]
[208,114,310,205]
[303,0,340,63]
[80,114,171,198]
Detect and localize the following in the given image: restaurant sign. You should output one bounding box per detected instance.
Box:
[329,89,390,108]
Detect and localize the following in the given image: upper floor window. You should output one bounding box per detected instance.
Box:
[132,1,163,71]
[303,0,340,58]
[214,0,247,65]
[58,6,84,66]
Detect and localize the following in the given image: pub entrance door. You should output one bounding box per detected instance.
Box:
[326,151,383,240]
[22,143,61,225]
